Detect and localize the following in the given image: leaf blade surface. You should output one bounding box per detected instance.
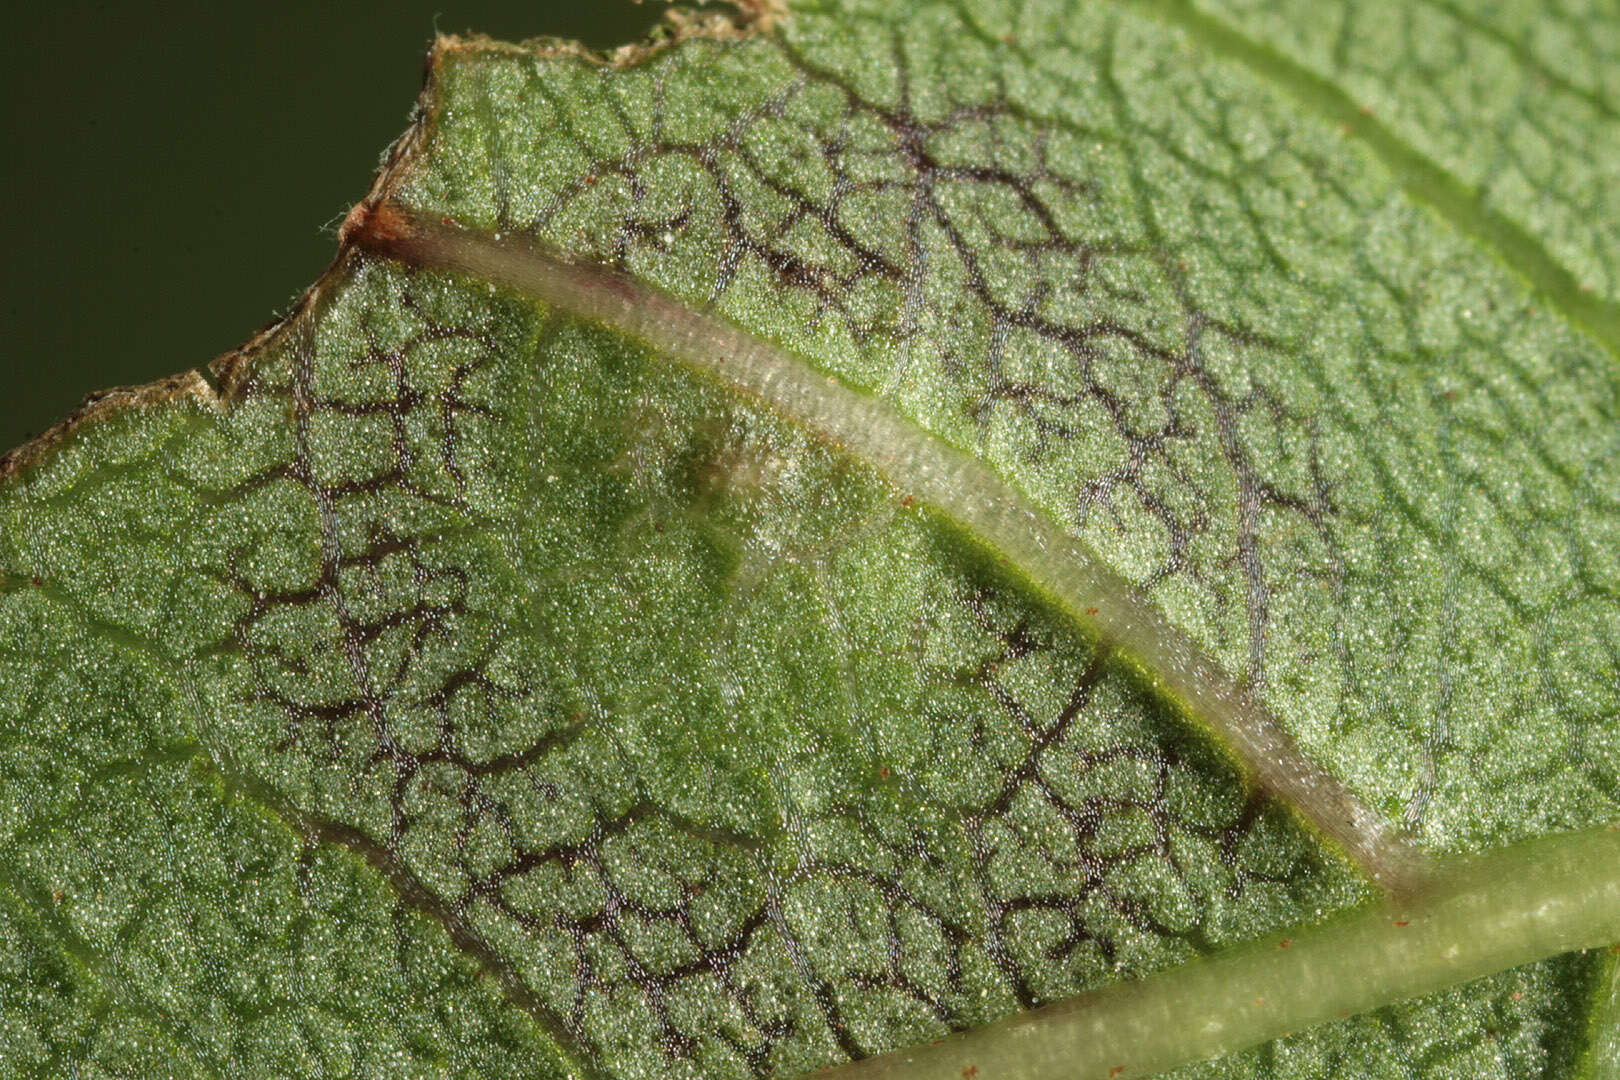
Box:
[2,2,1619,1078]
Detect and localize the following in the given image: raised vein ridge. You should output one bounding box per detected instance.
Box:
[204,746,600,1079]
[349,200,1427,892]
[1128,0,1620,362]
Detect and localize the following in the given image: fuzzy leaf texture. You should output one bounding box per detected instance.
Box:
[3,1,1620,1078]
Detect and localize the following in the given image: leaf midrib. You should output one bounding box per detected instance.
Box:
[348,200,1422,890]
[815,822,1620,1080]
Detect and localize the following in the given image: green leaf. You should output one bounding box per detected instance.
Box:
[3,2,1618,1078]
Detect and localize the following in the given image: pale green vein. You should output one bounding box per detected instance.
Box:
[815,824,1620,1080]
[0,860,224,1078]
[1126,0,1620,362]
[197,744,599,1080]
[1584,950,1620,1080]
[1416,0,1619,124]
[349,201,1426,891]
[1,571,591,1076]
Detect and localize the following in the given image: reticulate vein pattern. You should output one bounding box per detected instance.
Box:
[3,1,1620,1078]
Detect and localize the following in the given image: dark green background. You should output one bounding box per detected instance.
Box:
[0,2,662,453]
